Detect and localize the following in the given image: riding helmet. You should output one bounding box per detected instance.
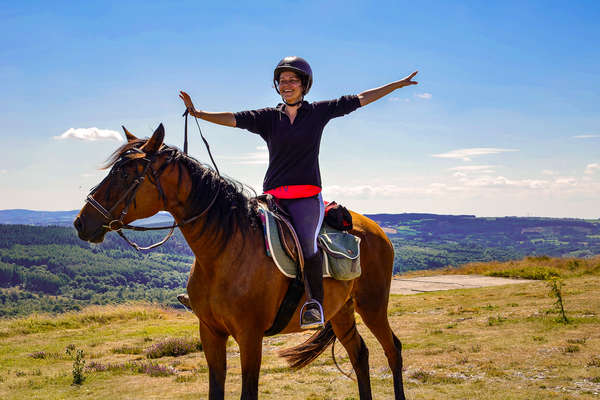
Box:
[273,56,313,95]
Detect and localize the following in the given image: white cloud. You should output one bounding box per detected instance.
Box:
[541,169,556,176]
[54,127,123,142]
[323,183,464,198]
[573,134,600,139]
[448,165,496,174]
[221,146,268,165]
[585,163,600,175]
[456,175,549,189]
[432,148,518,161]
[0,169,7,175]
[416,93,432,99]
[81,172,104,178]
[554,177,577,186]
[389,97,410,102]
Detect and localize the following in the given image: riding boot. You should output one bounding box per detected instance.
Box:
[300,252,325,329]
[177,293,191,309]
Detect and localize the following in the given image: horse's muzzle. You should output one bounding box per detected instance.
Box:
[73,216,107,243]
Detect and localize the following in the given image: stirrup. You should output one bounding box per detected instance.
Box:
[300,299,324,329]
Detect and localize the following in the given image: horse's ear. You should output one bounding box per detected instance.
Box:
[122,125,138,142]
[141,123,165,154]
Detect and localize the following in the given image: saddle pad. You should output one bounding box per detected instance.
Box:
[258,205,361,280]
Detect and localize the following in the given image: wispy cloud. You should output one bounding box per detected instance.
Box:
[323,184,458,198]
[0,169,7,175]
[585,163,600,175]
[457,176,549,189]
[221,146,268,165]
[573,134,600,139]
[416,93,432,99]
[81,172,104,178]
[448,165,496,173]
[389,97,410,102]
[54,127,123,142]
[322,173,597,205]
[432,148,517,161]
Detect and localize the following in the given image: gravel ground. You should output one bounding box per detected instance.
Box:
[391,275,535,294]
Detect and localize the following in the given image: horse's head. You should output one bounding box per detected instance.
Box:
[74,124,169,243]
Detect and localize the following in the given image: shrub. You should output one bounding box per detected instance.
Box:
[145,337,202,359]
[65,346,85,385]
[29,351,47,359]
[112,344,143,355]
[86,360,176,377]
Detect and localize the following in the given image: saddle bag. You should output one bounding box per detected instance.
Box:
[318,224,361,281]
[324,201,353,231]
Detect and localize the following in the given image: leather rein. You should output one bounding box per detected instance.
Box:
[85,110,220,251]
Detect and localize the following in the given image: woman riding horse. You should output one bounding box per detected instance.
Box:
[180,57,417,328]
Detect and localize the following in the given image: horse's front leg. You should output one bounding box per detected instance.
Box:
[237,332,264,400]
[200,322,228,400]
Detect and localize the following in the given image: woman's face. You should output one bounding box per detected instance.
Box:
[278,71,303,104]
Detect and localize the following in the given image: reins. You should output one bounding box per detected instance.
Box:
[183,109,220,175]
[85,110,221,251]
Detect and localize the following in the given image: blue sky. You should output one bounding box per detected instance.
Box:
[1,1,599,217]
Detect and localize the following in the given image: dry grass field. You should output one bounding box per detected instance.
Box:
[1,259,599,399]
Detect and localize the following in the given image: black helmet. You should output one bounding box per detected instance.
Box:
[273,56,313,95]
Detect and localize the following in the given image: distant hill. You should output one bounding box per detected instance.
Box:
[367,213,600,271]
[0,209,175,227]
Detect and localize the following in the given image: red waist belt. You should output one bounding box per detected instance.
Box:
[265,185,322,199]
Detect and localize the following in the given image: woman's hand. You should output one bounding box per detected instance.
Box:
[358,70,420,107]
[179,91,196,114]
[397,71,418,88]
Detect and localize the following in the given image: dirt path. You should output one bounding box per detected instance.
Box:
[390,274,535,295]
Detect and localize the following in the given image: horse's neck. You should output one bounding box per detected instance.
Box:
[159,163,238,265]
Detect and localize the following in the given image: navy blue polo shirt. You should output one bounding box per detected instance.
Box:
[234,95,361,192]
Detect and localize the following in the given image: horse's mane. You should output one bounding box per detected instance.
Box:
[104,139,261,248]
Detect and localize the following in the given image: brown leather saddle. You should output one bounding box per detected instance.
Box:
[256,194,303,268]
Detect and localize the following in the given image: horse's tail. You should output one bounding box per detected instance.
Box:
[278,322,336,369]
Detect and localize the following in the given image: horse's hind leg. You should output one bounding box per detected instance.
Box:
[330,300,372,400]
[355,303,406,400]
[199,322,228,400]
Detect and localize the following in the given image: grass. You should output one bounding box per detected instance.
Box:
[1,267,599,399]
[402,255,600,280]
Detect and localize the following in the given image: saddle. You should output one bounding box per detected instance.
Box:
[256,194,361,280]
[256,194,301,266]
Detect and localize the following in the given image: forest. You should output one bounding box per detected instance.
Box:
[368,213,600,272]
[0,225,193,317]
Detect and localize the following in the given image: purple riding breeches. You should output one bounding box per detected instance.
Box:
[277,193,325,259]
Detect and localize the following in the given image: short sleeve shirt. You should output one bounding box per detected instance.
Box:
[234,95,361,192]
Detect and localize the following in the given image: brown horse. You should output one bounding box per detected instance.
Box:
[73,124,405,400]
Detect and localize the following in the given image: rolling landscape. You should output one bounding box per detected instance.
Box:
[1,210,600,399]
[1,209,600,317]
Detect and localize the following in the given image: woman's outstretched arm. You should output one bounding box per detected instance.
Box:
[357,71,418,107]
[179,91,237,127]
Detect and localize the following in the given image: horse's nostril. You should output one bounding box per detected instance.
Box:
[73,217,83,232]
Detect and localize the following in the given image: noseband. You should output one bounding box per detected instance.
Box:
[85,149,219,251]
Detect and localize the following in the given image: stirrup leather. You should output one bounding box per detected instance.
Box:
[300,299,324,329]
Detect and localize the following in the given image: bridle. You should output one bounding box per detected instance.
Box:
[85,111,220,251]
